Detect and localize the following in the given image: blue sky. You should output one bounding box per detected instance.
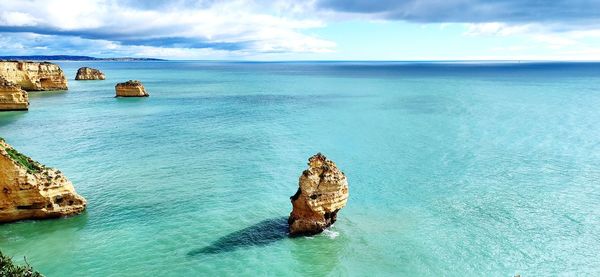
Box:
[1,0,600,60]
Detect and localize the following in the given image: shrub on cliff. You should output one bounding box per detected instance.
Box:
[0,251,43,277]
[0,137,43,173]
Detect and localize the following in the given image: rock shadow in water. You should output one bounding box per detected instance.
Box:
[0,111,26,127]
[187,216,288,256]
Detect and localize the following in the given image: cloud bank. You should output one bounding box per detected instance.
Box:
[317,0,600,25]
[1,0,600,59]
[0,0,334,58]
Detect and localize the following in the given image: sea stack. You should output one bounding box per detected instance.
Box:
[0,138,86,223]
[115,80,149,97]
[0,77,28,111]
[288,153,349,236]
[0,61,68,91]
[75,67,106,80]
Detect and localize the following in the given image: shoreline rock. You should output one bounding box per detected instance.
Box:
[288,153,349,236]
[0,61,68,91]
[0,138,86,223]
[0,77,28,111]
[75,67,105,80]
[115,80,148,97]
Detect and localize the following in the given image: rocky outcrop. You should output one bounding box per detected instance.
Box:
[0,138,86,223]
[0,77,28,111]
[115,80,148,97]
[0,61,68,91]
[288,153,349,236]
[75,67,105,80]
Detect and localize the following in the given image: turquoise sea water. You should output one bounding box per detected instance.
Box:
[1,61,600,276]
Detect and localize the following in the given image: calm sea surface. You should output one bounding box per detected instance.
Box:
[1,61,599,276]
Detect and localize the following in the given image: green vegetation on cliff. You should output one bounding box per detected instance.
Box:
[0,251,43,277]
[0,138,43,173]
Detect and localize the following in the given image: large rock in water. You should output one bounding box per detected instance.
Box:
[115,80,149,97]
[0,77,28,111]
[0,138,86,223]
[288,153,349,236]
[75,67,105,80]
[0,61,68,91]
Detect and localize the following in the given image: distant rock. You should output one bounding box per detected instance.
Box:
[75,67,105,80]
[288,153,349,236]
[0,138,86,223]
[0,77,28,111]
[0,61,68,91]
[115,80,149,97]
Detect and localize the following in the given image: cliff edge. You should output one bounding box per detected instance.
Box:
[0,138,86,223]
[0,77,28,111]
[0,61,68,91]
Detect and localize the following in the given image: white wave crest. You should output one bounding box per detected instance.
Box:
[322,229,339,239]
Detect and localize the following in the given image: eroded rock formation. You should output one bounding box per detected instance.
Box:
[75,67,105,80]
[0,77,28,111]
[0,138,86,223]
[115,80,149,97]
[288,153,349,236]
[0,61,68,91]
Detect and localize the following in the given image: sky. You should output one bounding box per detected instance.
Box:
[1,0,600,60]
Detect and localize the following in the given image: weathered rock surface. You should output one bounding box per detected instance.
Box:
[288,153,349,236]
[0,61,68,91]
[0,138,86,223]
[115,80,148,97]
[0,77,28,111]
[75,67,105,80]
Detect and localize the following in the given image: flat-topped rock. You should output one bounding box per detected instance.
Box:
[75,67,105,80]
[115,80,148,97]
[0,61,68,91]
[0,138,86,223]
[0,77,28,111]
[288,153,349,236]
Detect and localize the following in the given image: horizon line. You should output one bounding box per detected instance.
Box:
[4,55,600,63]
[66,59,600,63]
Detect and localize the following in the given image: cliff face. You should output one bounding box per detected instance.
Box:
[0,61,68,91]
[115,80,148,97]
[75,67,105,80]
[288,153,349,236]
[0,139,86,223]
[0,77,28,111]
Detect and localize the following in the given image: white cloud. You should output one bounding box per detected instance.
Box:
[123,45,238,59]
[0,0,335,55]
[464,22,531,36]
[463,21,600,57]
[0,11,38,26]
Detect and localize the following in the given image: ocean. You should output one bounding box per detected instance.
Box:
[1,61,599,276]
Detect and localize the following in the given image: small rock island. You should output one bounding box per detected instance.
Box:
[0,138,86,223]
[0,77,28,111]
[75,67,105,80]
[0,61,68,91]
[115,80,149,97]
[288,153,349,236]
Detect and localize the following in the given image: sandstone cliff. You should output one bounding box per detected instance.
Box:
[0,138,86,223]
[75,67,105,80]
[288,153,349,236]
[0,61,68,91]
[0,77,28,111]
[115,80,149,97]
